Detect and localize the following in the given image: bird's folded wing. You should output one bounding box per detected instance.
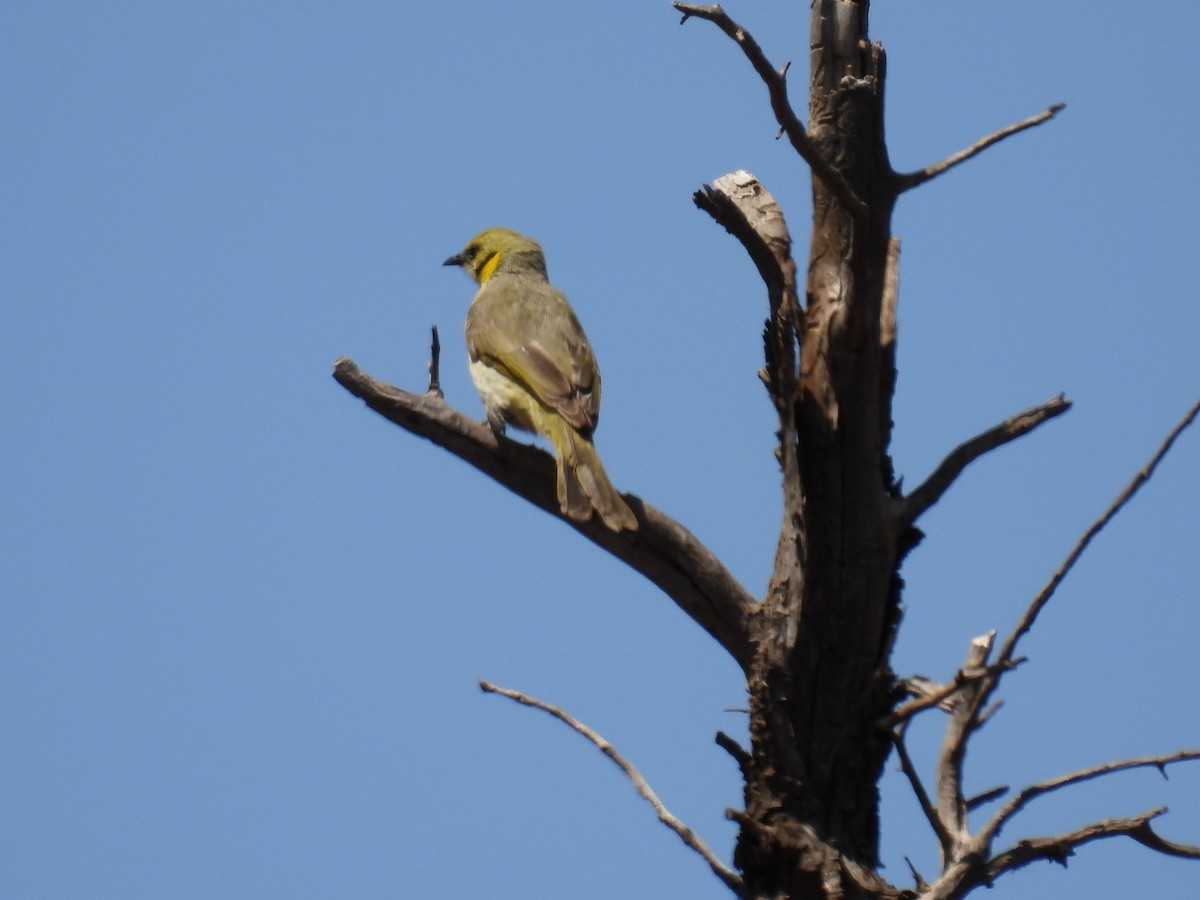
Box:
[467,289,599,431]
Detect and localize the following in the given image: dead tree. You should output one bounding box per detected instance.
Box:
[334,2,1199,897]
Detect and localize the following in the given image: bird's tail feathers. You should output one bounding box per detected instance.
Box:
[550,420,637,532]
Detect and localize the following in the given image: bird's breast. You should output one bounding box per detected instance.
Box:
[469,360,542,435]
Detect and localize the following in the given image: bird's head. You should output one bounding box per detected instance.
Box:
[443,228,548,286]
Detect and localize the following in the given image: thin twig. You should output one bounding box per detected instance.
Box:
[895,103,1065,192]
[673,2,868,219]
[426,325,443,397]
[892,724,955,856]
[903,856,928,891]
[898,395,1072,530]
[995,396,1200,668]
[715,731,752,774]
[980,750,1200,846]
[479,680,746,898]
[965,785,1009,812]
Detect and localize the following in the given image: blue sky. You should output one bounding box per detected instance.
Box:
[3,2,1198,898]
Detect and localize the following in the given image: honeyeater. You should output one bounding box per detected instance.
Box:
[443,228,637,532]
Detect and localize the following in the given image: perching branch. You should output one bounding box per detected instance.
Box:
[332,357,757,671]
[994,396,1200,669]
[897,395,1072,531]
[479,680,746,898]
[674,3,869,219]
[895,103,1066,192]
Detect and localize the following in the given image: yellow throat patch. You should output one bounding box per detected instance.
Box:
[478,252,501,285]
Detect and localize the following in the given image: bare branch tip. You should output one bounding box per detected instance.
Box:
[715,730,752,770]
[427,324,444,397]
[903,856,928,891]
[899,101,1071,192]
[672,2,721,24]
[996,399,1200,667]
[967,785,1010,811]
[899,396,1071,529]
[477,679,745,893]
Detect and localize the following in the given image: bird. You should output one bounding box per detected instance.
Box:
[443,228,637,532]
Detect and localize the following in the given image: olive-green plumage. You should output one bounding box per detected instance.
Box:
[443,228,637,531]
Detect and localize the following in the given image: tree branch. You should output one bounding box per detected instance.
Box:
[673,3,869,219]
[934,633,997,850]
[895,103,1066,192]
[692,171,798,323]
[892,725,954,857]
[332,357,758,671]
[921,400,1200,891]
[479,680,746,898]
[692,171,799,416]
[980,750,1200,848]
[897,395,1072,531]
[883,655,1023,730]
[995,396,1200,668]
[715,730,752,775]
[980,807,1200,888]
[691,171,809,623]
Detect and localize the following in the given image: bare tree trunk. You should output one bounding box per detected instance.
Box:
[730,3,903,896]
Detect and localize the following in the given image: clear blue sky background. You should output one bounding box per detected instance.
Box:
[4,2,1198,898]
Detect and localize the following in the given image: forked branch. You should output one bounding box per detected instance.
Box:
[977,807,1200,891]
[933,633,998,848]
[981,750,1200,848]
[914,401,1200,897]
[896,104,1066,192]
[479,680,746,897]
[332,357,758,670]
[892,725,954,857]
[674,2,868,218]
[885,655,1023,729]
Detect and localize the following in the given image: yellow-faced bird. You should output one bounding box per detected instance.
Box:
[444,228,637,531]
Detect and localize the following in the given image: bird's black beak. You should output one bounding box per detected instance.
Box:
[442,253,464,267]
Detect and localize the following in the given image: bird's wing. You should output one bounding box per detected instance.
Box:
[466,278,600,432]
